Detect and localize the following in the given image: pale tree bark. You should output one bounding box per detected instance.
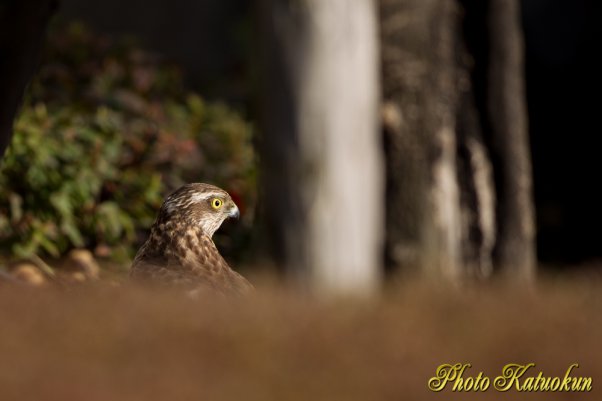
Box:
[0,0,56,158]
[258,0,383,295]
[381,0,534,283]
[381,0,466,281]
[487,0,535,281]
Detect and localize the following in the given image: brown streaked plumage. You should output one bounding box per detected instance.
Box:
[130,183,253,295]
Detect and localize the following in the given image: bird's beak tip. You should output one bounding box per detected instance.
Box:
[229,206,240,219]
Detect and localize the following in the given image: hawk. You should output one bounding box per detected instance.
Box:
[130,183,253,295]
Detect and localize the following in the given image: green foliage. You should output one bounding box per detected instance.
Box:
[0,22,255,260]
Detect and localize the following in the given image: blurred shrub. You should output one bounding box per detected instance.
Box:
[0,22,255,261]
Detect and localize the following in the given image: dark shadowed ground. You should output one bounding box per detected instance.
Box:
[0,275,600,401]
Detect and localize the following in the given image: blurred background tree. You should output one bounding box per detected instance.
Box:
[0,0,56,158]
[380,0,534,283]
[257,0,383,294]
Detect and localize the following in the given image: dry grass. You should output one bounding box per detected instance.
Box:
[0,276,600,401]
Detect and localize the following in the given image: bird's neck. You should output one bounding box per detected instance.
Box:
[145,214,213,255]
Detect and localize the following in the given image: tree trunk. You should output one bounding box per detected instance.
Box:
[381,0,535,282]
[0,0,56,158]
[381,0,465,280]
[487,0,535,281]
[258,0,383,295]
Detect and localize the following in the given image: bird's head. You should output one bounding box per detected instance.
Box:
[159,183,240,237]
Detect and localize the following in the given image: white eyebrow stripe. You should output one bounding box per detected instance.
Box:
[190,191,223,203]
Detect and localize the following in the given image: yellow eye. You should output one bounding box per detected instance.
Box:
[210,198,223,209]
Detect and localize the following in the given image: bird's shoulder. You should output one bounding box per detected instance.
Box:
[131,228,252,295]
[176,233,253,294]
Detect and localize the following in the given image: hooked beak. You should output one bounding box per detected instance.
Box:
[228,204,240,219]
